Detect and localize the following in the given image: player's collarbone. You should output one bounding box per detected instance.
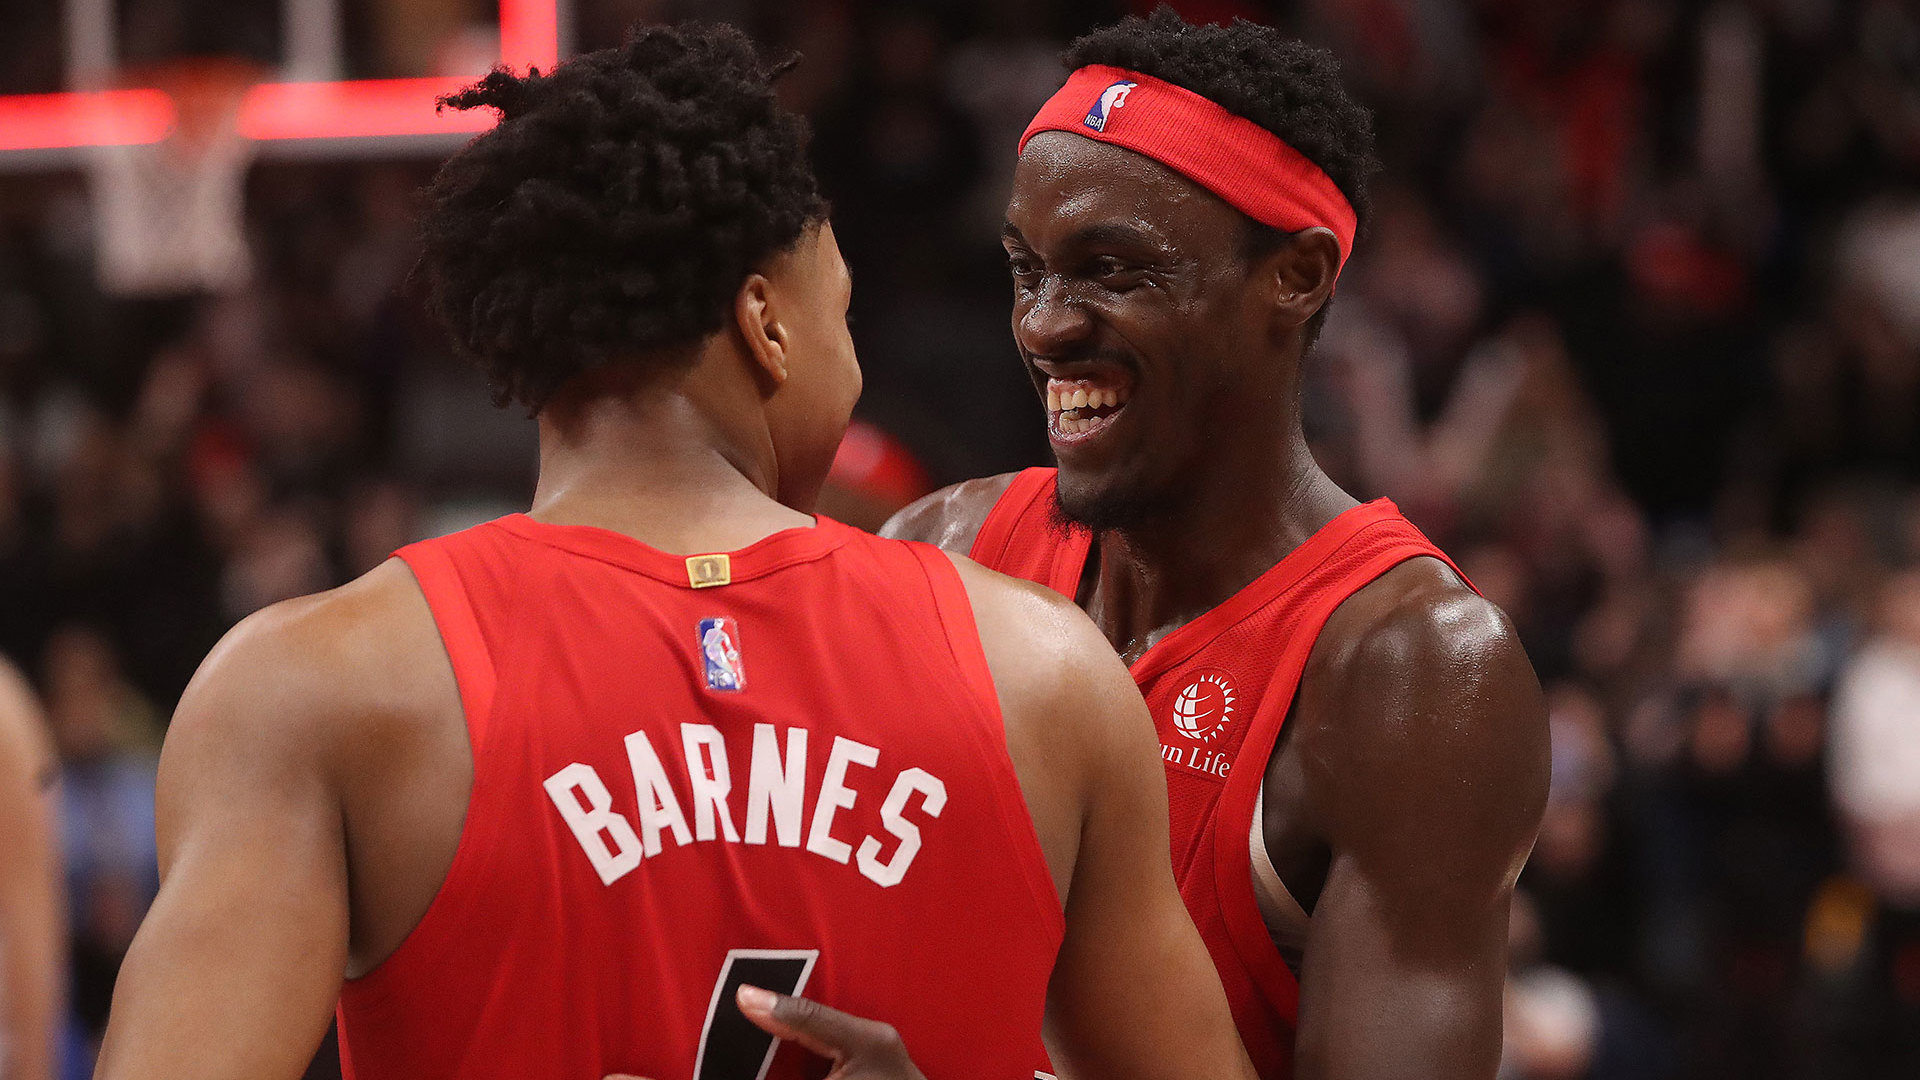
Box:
[542,722,948,890]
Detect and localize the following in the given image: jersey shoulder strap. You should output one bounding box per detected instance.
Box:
[967,468,1091,599]
[393,523,507,751]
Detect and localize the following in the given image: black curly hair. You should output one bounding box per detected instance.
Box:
[418,22,828,412]
[1063,8,1379,342]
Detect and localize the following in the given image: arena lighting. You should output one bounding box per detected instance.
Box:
[0,0,558,153]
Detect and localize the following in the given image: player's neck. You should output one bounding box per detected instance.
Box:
[527,387,813,554]
[1086,428,1356,661]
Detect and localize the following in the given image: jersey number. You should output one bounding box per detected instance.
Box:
[694,949,820,1080]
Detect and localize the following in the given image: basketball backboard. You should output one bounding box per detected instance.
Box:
[0,0,565,167]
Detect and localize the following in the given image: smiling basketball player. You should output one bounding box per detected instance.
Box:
[883,12,1552,1078]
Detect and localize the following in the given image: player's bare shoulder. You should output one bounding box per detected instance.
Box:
[0,655,52,790]
[939,551,1134,729]
[1297,557,1549,875]
[161,558,457,797]
[879,472,1022,552]
[1316,558,1544,745]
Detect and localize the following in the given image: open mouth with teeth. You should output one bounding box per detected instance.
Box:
[1046,378,1133,438]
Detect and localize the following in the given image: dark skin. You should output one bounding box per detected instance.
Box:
[882,133,1551,1079]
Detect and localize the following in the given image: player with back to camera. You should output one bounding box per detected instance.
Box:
[89,23,1258,1080]
[860,11,1552,1080]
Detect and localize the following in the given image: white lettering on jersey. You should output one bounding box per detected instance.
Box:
[857,767,947,888]
[807,736,879,865]
[542,762,643,885]
[544,725,950,888]
[626,730,693,855]
[744,723,806,847]
[681,724,741,843]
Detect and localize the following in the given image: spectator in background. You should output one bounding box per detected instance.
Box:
[1829,568,1920,1073]
[40,627,158,1051]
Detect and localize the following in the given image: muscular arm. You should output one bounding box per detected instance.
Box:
[1290,565,1549,1080]
[0,661,62,1080]
[953,557,1255,1080]
[877,473,1017,552]
[93,567,440,1080]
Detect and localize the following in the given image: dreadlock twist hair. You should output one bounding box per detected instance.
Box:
[418,22,828,411]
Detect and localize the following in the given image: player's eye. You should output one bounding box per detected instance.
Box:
[1089,256,1144,289]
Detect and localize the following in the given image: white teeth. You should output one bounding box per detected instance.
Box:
[1047,380,1133,432]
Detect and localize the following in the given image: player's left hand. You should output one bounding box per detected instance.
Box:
[603,984,928,1080]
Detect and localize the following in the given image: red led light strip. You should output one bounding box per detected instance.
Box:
[0,0,557,152]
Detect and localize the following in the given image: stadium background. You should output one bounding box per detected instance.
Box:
[1,0,1917,1077]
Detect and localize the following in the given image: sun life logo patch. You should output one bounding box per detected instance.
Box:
[1170,670,1236,743]
[699,617,744,692]
[1084,80,1138,133]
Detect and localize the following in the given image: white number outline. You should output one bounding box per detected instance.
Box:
[692,948,821,1080]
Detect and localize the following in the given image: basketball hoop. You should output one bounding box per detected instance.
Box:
[87,58,264,297]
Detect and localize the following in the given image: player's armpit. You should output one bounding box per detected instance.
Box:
[93,602,357,1080]
[1291,574,1549,1080]
[1036,612,1258,1080]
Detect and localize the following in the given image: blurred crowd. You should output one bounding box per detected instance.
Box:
[0,0,1917,1078]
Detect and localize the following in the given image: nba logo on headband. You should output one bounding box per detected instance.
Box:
[1084,80,1137,133]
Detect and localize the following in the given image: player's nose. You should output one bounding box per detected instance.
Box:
[1015,278,1095,359]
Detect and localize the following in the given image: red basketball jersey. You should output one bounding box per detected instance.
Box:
[970,469,1475,1079]
[335,514,1063,1079]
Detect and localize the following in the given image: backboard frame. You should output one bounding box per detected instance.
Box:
[0,0,564,167]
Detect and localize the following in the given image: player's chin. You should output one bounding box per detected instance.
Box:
[1052,457,1162,532]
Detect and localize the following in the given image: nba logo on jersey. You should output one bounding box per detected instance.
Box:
[698,618,745,692]
[1084,80,1137,132]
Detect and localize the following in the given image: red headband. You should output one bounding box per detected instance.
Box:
[1019,65,1357,271]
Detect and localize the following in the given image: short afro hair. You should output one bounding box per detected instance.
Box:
[418,22,828,412]
[1063,9,1379,342]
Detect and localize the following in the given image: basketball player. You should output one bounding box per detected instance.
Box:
[0,657,61,1080]
[90,24,1256,1080]
[878,13,1552,1079]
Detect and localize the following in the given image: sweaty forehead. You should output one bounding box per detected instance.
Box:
[1006,131,1244,250]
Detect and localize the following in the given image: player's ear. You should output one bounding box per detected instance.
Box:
[733,273,791,391]
[1263,227,1340,336]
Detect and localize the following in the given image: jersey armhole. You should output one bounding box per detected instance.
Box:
[1214,542,1472,1025]
[394,543,498,752]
